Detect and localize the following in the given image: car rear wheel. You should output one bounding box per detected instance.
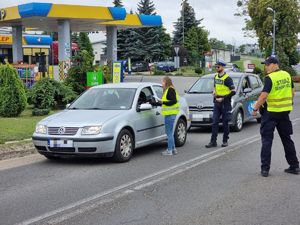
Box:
[113,129,134,163]
[174,118,187,147]
[232,110,243,132]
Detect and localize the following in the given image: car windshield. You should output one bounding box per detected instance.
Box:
[69,88,136,110]
[189,77,240,94]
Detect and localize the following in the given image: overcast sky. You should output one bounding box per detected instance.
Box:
[1,0,257,45]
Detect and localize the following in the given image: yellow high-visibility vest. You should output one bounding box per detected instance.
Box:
[267,70,293,112]
[161,87,179,116]
[215,73,231,96]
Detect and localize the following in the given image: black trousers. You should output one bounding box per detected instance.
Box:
[260,112,299,171]
[211,102,232,143]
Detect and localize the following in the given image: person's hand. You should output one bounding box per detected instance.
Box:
[252,108,259,117]
[215,98,223,103]
[154,96,162,103]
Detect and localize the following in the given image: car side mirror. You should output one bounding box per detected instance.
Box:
[66,103,71,109]
[243,88,252,94]
[138,103,153,111]
[184,90,188,93]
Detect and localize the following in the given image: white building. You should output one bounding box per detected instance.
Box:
[89,32,106,65]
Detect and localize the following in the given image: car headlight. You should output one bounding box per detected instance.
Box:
[35,124,47,134]
[82,126,102,135]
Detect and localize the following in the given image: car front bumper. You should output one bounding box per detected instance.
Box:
[32,134,115,157]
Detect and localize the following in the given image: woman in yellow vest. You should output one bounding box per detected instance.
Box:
[152,76,179,156]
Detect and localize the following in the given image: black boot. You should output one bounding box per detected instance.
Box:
[205,142,217,148]
[284,167,300,175]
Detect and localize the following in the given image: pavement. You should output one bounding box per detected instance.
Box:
[0,76,299,225]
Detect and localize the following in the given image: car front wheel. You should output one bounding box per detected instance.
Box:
[232,110,243,132]
[113,129,134,163]
[174,118,187,147]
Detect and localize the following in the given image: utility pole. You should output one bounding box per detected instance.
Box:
[182,0,185,45]
[267,7,276,55]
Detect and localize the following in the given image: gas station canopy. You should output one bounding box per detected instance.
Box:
[0,2,162,31]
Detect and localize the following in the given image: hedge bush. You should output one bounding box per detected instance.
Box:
[28,78,77,111]
[195,68,202,75]
[0,64,27,117]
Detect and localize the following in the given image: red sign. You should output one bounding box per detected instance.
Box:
[247,64,256,69]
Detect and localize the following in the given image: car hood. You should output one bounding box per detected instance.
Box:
[39,110,124,127]
[184,93,214,107]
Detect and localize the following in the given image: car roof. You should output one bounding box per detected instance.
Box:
[201,72,257,79]
[91,82,161,89]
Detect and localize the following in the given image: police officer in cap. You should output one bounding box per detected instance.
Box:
[252,55,299,177]
[206,59,236,148]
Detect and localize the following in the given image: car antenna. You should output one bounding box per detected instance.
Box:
[140,76,144,82]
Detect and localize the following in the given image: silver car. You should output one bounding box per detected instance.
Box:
[185,73,263,132]
[32,82,190,162]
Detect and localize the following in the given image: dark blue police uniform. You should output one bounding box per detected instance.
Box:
[211,74,235,144]
[260,76,299,172]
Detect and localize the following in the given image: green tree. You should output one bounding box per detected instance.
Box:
[113,0,123,7]
[78,32,94,61]
[209,38,226,49]
[0,65,26,117]
[237,0,300,70]
[173,0,202,45]
[239,44,246,53]
[123,0,171,62]
[65,50,94,94]
[185,27,210,66]
[137,0,156,15]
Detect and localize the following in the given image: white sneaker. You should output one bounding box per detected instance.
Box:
[172,149,178,155]
[161,150,173,156]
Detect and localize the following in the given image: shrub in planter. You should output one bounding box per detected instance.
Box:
[0,64,27,117]
[29,78,77,110]
[32,108,50,116]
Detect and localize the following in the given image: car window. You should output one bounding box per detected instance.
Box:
[138,87,154,105]
[249,76,259,89]
[69,88,136,110]
[189,77,240,94]
[241,77,251,91]
[152,85,163,99]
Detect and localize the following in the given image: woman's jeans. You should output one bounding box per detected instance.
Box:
[165,115,176,151]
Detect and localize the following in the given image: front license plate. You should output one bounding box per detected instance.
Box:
[192,114,210,121]
[48,140,73,148]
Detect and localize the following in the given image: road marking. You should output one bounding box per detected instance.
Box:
[16,118,300,225]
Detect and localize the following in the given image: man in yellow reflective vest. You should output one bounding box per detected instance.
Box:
[206,59,236,148]
[253,56,299,177]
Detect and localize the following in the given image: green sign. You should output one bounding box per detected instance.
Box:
[87,71,103,87]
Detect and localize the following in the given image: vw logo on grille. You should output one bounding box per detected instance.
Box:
[196,104,204,110]
[58,127,66,135]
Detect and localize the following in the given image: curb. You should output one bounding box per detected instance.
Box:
[0,141,36,161]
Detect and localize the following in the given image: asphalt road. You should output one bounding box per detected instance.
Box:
[0,76,300,225]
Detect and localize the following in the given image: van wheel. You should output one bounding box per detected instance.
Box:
[233,110,243,132]
[113,129,134,163]
[174,118,187,147]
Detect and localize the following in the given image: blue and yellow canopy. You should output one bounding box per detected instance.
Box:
[0,2,162,31]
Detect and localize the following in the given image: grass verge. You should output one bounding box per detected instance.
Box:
[0,108,56,144]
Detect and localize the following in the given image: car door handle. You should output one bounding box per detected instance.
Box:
[156,112,161,116]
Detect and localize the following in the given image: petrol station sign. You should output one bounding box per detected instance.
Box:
[0,9,6,21]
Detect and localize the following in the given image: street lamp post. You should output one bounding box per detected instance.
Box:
[267,7,276,55]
